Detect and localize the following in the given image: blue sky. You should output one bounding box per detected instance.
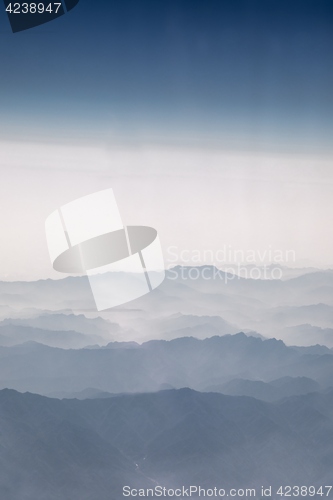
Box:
[0,1,333,279]
[0,0,332,151]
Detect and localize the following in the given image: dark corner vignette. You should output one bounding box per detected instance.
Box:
[3,0,80,33]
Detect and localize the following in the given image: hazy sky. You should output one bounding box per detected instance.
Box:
[0,0,332,279]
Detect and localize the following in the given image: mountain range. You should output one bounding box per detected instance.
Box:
[1,388,333,499]
[0,266,333,499]
[1,267,333,347]
[0,334,332,397]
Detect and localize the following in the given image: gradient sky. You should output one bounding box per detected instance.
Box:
[1,0,333,147]
[0,0,332,279]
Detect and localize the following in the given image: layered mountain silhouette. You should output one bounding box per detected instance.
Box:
[208,375,321,402]
[1,388,333,499]
[0,313,119,348]
[0,266,332,498]
[0,267,332,346]
[0,334,332,396]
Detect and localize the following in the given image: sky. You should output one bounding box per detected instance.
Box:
[0,0,332,280]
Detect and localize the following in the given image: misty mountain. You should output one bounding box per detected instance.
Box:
[127,312,238,342]
[0,334,332,396]
[47,387,116,400]
[0,313,117,337]
[0,324,107,349]
[232,264,323,280]
[0,276,95,312]
[291,344,332,355]
[268,303,333,329]
[0,313,119,348]
[1,267,333,346]
[281,324,333,348]
[50,375,321,402]
[0,390,150,500]
[207,376,321,402]
[1,388,333,499]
